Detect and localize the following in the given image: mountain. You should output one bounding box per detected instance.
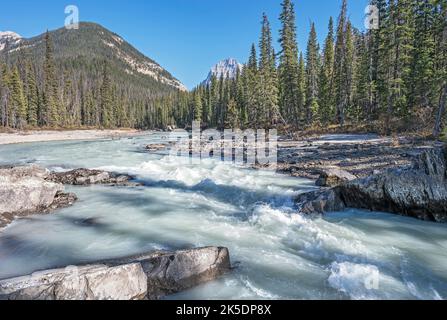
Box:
[0,22,187,92]
[203,58,243,85]
[0,31,22,52]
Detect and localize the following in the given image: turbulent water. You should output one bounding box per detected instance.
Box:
[1,133,447,300]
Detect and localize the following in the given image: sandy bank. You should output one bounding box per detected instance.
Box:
[0,129,145,145]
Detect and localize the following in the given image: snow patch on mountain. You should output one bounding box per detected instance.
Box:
[204,58,243,85]
[0,31,22,51]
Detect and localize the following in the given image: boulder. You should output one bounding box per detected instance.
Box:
[48,169,137,186]
[141,246,231,299]
[315,167,357,187]
[145,144,167,152]
[0,165,75,228]
[296,188,345,214]
[0,247,231,300]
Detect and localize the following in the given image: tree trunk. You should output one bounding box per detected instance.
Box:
[433,83,447,139]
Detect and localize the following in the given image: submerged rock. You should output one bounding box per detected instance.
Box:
[297,147,447,222]
[48,169,138,186]
[0,165,76,228]
[0,246,231,300]
[145,144,167,152]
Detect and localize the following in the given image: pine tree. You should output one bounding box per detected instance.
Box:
[43,31,59,126]
[193,90,203,123]
[100,60,113,128]
[305,22,320,123]
[258,13,279,128]
[225,98,239,128]
[278,0,301,126]
[25,61,38,126]
[319,17,335,124]
[10,66,27,128]
[333,0,348,126]
[409,0,436,111]
[344,22,355,122]
[246,44,260,127]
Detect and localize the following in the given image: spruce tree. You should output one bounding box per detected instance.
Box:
[25,61,38,126]
[258,13,279,128]
[333,0,348,126]
[43,31,59,127]
[10,66,27,128]
[278,0,301,126]
[305,22,320,123]
[318,17,335,124]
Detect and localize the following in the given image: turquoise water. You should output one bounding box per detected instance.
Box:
[0,133,446,300]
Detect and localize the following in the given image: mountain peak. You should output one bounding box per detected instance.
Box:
[0,31,22,51]
[204,58,243,85]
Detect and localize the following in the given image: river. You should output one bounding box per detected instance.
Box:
[0,133,446,299]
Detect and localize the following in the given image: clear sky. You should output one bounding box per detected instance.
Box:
[0,0,369,89]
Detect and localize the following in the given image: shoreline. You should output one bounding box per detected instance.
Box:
[0,129,147,146]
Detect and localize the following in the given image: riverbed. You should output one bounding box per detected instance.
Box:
[0,133,446,299]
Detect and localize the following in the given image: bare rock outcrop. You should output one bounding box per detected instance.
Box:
[315,168,357,187]
[48,169,138,186]
[0,247,231,300]
[0,165,76,228]
[296,147,447,223]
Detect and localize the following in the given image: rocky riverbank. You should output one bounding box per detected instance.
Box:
[0,246,231,300]
[0,165,77,228]
[276,134,444,179]
[0,166,140,229]
[296,146,447,223]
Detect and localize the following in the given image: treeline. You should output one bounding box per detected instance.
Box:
[164,0,447,136]
[0,31,176,130]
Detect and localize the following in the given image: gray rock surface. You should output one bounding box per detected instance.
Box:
[315,167,357,187]
[48,168,137,186]
[0,263,147,300]
[0,165,76,228]
[296,188,345,214]
[340,148,447,222]
[0,247,231,300]
[297,147,447,222]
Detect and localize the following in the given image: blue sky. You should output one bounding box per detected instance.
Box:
[0,0,369,89]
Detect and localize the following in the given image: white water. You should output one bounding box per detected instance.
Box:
[1,133,447,300]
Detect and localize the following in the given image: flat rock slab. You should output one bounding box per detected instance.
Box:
[0,246,231,300]
[0,165,75,228]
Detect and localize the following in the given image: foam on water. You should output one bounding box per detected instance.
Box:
[0,133,447,300]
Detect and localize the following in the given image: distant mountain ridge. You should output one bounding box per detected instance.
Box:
[203,58,243,85]
[0,22,187,92]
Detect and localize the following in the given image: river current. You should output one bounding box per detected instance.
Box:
[0,133,446,300]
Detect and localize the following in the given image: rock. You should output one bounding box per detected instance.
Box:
[341,149,447,222]
[0,165,75,228]
[145,144,167,152]
[296,188,345,214]
[48,169,137,186]
[297,147,447,223]
[0,263,147,300]
[315,167,357,187]
[0,247,231,300]
[142,247,231,299]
